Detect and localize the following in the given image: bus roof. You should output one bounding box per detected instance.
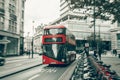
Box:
[44,25,66,29]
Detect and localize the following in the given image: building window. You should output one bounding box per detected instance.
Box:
[9,20,17,33]
[10,0,16,5]
[117,34,120,49]
[9,4,15,14]
[22,0,25,8]
[22,10,24,19]
[0,22,4,30]
[0,2,4,8]
[0,17,4,22]
[117,34,120,40]
[0,17,4,30]
[118,22,120,27]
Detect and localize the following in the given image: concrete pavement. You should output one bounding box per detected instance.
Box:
[0,54,42,78]
[101,51,120,76]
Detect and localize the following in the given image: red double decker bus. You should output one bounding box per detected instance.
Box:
[42,25,76,65]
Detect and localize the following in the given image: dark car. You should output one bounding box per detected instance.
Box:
[0,56,5,66]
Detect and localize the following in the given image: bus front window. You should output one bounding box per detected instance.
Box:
[44,28,65,35]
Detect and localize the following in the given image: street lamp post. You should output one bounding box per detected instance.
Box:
[27,32,31,58]
[31,21,34,58]
[93,0,96,50]
[98,24,102,60]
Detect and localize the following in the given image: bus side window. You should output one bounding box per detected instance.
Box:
[44,29,50,35]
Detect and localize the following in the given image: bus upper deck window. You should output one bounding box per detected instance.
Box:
[58,29,64,34]
[44,29,51,35]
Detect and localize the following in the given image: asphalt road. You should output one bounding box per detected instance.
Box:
[0,54,79,80]
[0,64,69,80]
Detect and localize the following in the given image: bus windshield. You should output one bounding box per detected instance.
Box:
[44,28,65,35]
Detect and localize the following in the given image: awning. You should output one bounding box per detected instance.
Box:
[0,40,11,44]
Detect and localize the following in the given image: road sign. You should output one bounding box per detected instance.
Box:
[85,43,89,47]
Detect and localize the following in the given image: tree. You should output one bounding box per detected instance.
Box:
[66,0,120,23]
[87,33,102,49]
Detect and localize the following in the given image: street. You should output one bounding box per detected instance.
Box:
[0,65,69,80]
[0,54,78,80]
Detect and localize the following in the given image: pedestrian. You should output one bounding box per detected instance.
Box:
[28,50,31,58]
[113,49,117,56]
[112,49,115,55]
[98,48,102,60]
[93,49,97,58]
[103,50,107,55]
[84,47,89,57]
[0,51,2,57]
[114,49,117,56]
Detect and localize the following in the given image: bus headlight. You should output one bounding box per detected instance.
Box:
[62,59,65,62]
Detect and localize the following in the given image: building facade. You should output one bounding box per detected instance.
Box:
[110,22,120,51]
[24,35,32,54]
[33,25,45,54]
[0,0,26,56]
[49,0,112,50]
[33,0,116,51]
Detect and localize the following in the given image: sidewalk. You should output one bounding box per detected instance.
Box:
[0,54,42,78]
[101,51,118,57]
[5,54,39,61]
[101,51,120,76]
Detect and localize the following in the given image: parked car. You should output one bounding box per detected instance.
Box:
[0,56,5,66]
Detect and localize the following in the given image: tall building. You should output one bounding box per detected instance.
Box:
[33,24,45,54]
[24,34,32,54]
[0,0,26,56]
[50,0,112,50]
[110,22,120,51]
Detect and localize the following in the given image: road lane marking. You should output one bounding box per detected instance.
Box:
[46,68,57,73]
[39,68,57,73]
[28,74,40,80]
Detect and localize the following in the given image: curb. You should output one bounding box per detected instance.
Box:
[0,63,42,79]
[58,61,77,80]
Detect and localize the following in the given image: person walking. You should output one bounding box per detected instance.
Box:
[28,50,31,58]
[84,43,89,57]
[98,48,102,60]
[113,49,117,56]
[84,47,89,57]
[93,49,97,58]
[114,49,117,56]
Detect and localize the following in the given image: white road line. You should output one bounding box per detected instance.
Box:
[28,74,40,80]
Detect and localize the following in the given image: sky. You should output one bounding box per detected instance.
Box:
[24,0,60,36]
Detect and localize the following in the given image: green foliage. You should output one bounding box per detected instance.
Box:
[66,0,120,23]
